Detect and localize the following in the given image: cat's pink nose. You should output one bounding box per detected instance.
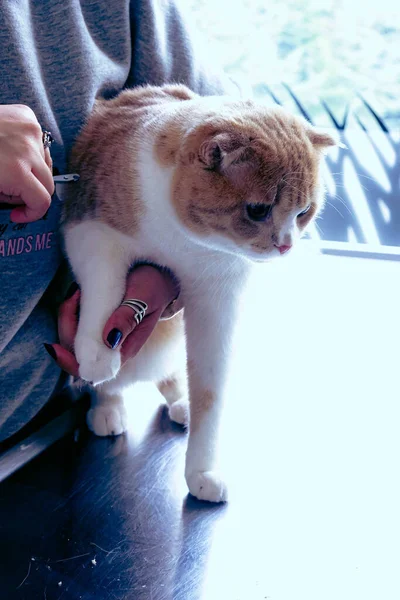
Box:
[275,244,292,255]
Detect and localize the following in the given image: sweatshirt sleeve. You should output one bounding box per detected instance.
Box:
[127,0,243,97]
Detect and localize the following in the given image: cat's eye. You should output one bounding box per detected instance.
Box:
[246,203,270,222]
[298,205,311,217]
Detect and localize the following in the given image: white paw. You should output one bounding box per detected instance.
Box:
[186,471,228,503]
[86,403,127,436]
[168,399,189,427]
[75,336,121,385]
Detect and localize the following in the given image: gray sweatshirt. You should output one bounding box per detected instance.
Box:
[0,0,239,441]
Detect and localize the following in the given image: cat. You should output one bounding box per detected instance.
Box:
[62,84,335,503]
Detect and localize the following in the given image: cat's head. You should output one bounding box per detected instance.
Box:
[170,103,336,261]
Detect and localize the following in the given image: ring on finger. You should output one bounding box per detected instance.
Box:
[42,130,54,150]
[120,299,148,325]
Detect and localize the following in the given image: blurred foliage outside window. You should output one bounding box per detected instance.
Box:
[187,0,400,128]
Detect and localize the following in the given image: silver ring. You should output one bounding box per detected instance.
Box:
[120,299,148,325]
[42,130,53,150]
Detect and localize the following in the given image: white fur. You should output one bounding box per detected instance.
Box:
[86,391,127,436]
[278,214,298,248]
[64,116,309,502]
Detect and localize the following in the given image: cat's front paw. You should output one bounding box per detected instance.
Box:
[186,470,228,503]
[87,403,127,436]
[75,337,121,385]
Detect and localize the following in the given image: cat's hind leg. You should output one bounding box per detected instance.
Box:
[87,388,127,437]
[157,373,189,427]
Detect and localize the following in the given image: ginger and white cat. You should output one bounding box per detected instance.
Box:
[63,84,335,502]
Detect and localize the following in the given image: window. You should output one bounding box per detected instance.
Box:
[189,0,400,129]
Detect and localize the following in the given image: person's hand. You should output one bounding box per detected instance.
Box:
[45,265,180,378]
[0,104,54,222]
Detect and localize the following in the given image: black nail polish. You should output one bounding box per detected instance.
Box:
[65,281,79,300]
[107,329,122,349]
[44,343,57,361]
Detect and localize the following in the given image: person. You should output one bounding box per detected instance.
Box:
[0,0,240,443]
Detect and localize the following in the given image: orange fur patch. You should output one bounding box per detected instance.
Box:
[64,85,195,234]
[157,374,184,404]
[189,389,215,433]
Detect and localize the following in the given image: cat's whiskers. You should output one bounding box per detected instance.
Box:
[285,173,356,217]
[332,180,369,196]
[291,169,372,195]
[209,268,229,310]
[282,181,309,202]
[189,255,220,285]
[327,193,354,217]
[330,171,377,185]
[324,200,345,219]
[314,219,324,236]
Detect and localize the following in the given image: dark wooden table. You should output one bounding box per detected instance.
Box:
[1,252,400,600]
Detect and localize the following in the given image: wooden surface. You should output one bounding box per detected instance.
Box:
[1,252,399,600]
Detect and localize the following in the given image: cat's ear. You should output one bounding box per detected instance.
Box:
[199,134,255,176]
[198,134,232,170]
[307,127,339,149]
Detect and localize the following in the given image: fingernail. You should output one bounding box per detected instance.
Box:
[44,343,57,361]
[107,328,122,349]
[64,281,79,300]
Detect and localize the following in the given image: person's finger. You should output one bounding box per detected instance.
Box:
[32,155,55,196]
[58,283,80,349]
[120,309,161,362]
[43,343,80,378]
[44,147,53,171]
[0,193,24,205]
[10,172,52,222]
[103,265,177,350]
